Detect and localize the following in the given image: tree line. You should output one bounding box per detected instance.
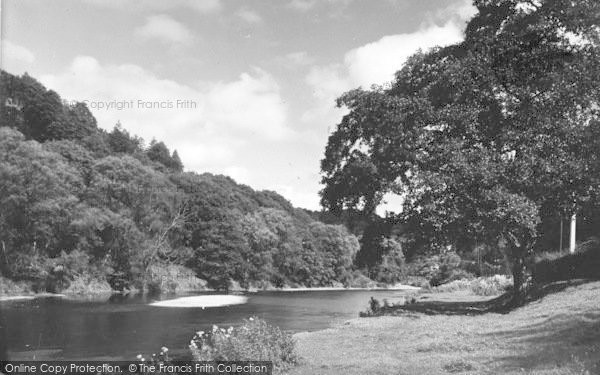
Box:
[0,71,360,293]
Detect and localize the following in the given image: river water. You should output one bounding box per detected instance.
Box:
[2,289,412,360]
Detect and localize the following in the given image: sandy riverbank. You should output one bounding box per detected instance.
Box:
[150,294,249,308]
[0,293,66,302]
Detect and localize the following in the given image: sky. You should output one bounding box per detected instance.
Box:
[1,0,476,211]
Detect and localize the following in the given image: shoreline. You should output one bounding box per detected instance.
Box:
[0,284,421,301]
[263,284,420,292]
[0,292,67,302]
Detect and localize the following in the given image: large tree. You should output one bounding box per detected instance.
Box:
[320,0,600,302]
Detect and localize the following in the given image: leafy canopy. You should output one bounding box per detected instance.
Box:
[321,0,600,258]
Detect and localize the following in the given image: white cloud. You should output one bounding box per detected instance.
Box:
[286,0,354,12]
[306,63,351,101]
[1,40,35,74]
[205,69,291,141]
[83,0,221,14]
[278,51,316,68]
[287,0,317,12]
[272,184,320,210]
[135,15,193,45]
[302,63,351,125]
[184,0,222,14]
[303,21,466,125]
[436,0,478,22]
[40,56,291,173]
[223,166,251,185]
[344,22,464,87]
[236,8,263,24]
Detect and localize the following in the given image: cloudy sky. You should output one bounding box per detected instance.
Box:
[1,0,475,210]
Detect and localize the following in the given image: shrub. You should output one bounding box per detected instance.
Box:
[52,250,91,278]
[360,297,384,317]
[143,264,208,294]
[533,241,600,283]
[460,243,509,276]
[45,250,116,294]
[407,252,465,284]
[402,275,430,289]
[347,271,378,288]
[469,275,512,296]
[134,346,171,373]
[61,274,112,295]
[430,268,475,287]
[0,275,32,295]
[415,252,473,287]
[460,259,506,277]
[430,275,512,296]
[189,317,297,371]
[369,238,406,284]
[8,251,51,288]
[429,279,471,293]
[406,255,440,279]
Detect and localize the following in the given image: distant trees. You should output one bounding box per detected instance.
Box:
[239,208,360,288]
[15,75,63,141]
[171,173,359,289]
[309,221,360,284]
[320,0,600,302]
[0,72,96,142]
[354,218,406,283]
[147,139,184,172]
[108,122,143,154]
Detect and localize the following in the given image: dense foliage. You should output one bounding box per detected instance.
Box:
[533,238,600,283]
[0,70,360,293]
[320,0,600,301]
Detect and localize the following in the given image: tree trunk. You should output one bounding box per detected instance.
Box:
[1,240,7,269]
[511,254,526,305]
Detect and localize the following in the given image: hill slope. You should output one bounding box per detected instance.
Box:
[0,70,361,294]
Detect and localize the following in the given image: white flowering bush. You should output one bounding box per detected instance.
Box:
[135,346,171,370]
[431,275,512,296]
[189,317,297,370]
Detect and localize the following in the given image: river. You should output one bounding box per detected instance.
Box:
[1,289,413,360]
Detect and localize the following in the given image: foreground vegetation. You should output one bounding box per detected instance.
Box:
[138,317,298,374]
[189,317,298,371]
[289,280,600,375]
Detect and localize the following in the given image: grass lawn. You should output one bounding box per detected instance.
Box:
[287,281,600,375]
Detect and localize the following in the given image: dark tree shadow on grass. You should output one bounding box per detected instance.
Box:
[480,309,600,373]
[381,296,505,316]
[366,280,600,373]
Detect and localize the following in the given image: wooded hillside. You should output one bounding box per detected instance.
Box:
[0,70,360,293]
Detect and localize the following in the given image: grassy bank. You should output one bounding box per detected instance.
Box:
[288,281,600,375]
